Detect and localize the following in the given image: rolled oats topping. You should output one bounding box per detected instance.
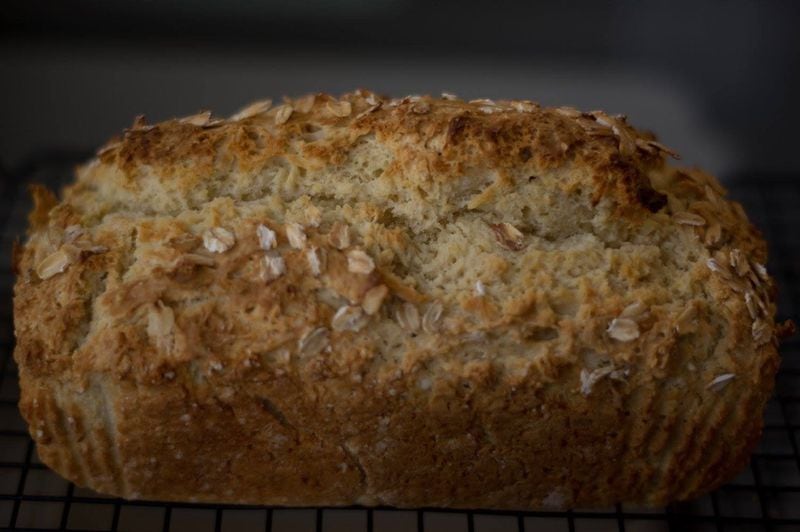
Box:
[63,224,85,243]
[706,258,732,280]
[35,241,107,280]
[727,279,746,294]
[35,248,74,280]
[469,98,497,107]
[555,106,582,118]
[326,100,352,118]
[231,99,272,121]
[752,319,771,346]
[744,291,759,320]
[707,373,735,391]
[729,248,747,276]
[619,301,649,321]
[331,305,368,332]
[747,269,761,289]
[394,302,420,332]
[347,249,375,274]
[580,365,628,396]
[636,139,679,158]
[673,211,706,226]
[752,260,769,281]
[704,223,722,246]
[285,223,307,249]
[298,327,329,356]
[328,222,351,250]
[74,242,109,255]
[510,100,537,113]
[704,185,723,208]
[675,305,698,335]
[129,114,152,131]
[179,253,216,267]
[607,318,640,342]
[306,246,324,276]
[411,101,431,114]
[274,104,294,125]
[489,222,525,251]
[179,111,212,126]
[590,111,636,157]
[202,227,235,253]
[262,253,286,282]
[475,280,486,296]
[257,224,277,250]
[422,301,443,333]
[168,233,201,252]
[294,94,316,113]
[362,284,389,315]
[355,102,382,120]
[146,301,175,354]
[753,290,768,314]
[580,367,612,396]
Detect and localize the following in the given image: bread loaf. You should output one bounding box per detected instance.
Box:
[14,91,782,509]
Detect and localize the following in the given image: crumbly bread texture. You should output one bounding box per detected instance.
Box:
[14,91,782,509]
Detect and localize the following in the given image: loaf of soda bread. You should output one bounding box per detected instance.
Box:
[13,91,782,509]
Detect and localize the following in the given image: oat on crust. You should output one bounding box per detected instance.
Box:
[14,90,781,509]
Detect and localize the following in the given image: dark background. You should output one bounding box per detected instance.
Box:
[1,0,798,178]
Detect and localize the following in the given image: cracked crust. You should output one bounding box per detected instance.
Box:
[14,91,781,508]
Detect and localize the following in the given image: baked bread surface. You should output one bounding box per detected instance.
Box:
[13,91,779,508]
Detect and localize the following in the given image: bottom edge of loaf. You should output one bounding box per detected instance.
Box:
[16,361,769,510]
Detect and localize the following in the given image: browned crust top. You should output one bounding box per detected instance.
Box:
[13,90,778,410]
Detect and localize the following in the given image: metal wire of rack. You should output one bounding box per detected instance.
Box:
[0,152,799,532]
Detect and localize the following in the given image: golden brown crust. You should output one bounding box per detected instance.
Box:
[14,90,779,508]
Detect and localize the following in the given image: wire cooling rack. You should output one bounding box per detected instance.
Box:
[0,151,798,532]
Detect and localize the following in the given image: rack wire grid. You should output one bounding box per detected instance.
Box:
[0,151,798,532]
